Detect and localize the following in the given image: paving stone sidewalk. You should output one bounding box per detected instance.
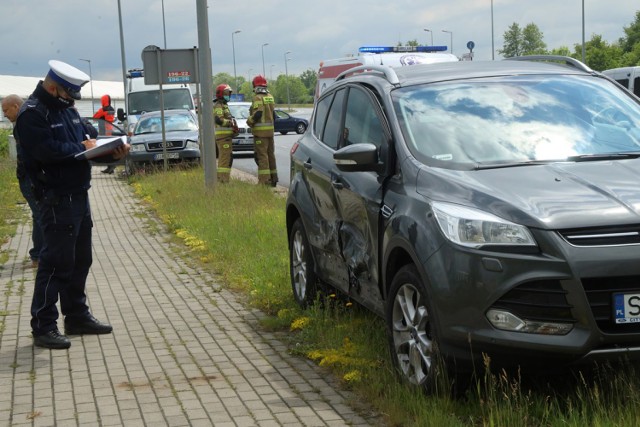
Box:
[0,169,382,427]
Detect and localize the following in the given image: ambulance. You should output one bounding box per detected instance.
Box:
[315,45,459,99]
[602,66,640,97]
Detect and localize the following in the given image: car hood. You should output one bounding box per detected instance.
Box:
[417,159,640,230]
[130,130,198,144]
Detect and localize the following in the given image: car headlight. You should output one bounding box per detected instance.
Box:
[186,139,199,149]
[129,143,146,152]
[432,202,536,248]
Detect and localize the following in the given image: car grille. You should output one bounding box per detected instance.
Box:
[582,276,640,333]
[237,128,252,134]
[492,280,575,323]
[559,225,640,246]
[147,140,184,151]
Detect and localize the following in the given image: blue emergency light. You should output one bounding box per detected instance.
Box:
[359,45,448,53]
[127,69,144,78]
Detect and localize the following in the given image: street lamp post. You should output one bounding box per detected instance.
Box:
[442,30,453,54]
[491,0,495,60]
[581,0,586,63]
[261,43,269,77]
[284,51,291,112]
[247,68,253,86]
[79,58,95,113]
[161,0,167,48]
[270,64,275,81]
[423,28,433,46]
[232,30,241,93]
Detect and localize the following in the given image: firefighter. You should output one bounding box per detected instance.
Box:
[247,75,278,186]
[213,84,238,183]
[93,94,117,174]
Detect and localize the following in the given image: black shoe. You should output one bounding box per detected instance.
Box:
[33,330,71,349]
[65,315,113,335]
[101,167,115,174]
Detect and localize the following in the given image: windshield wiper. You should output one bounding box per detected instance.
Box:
[566,153,640,162]
[474,160,556,170]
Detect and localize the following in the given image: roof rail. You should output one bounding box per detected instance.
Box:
[505,55,593,73]
[335,65,400,85]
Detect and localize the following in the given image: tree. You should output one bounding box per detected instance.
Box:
[299,69,317,98]
[619,11,640,66]
[499,23,524,57]
[522,24,547,55]
[571,34,623,71]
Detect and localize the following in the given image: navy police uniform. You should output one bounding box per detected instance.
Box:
[15,60,113,348]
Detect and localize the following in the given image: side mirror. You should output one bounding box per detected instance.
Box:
[334,143,381,172]
[117,108,126,122]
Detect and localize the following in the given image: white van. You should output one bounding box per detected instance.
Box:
[602,66,640,97]
[315,45,459,99]
[117,68,196,133]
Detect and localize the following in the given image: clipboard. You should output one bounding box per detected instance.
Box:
[75,136,126,160]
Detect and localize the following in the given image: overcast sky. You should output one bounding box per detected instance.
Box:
[0,0,637,83]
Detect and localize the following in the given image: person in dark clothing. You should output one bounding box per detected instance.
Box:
[93,94,117,174]
[15,60,130,350]
[2,94,43,267]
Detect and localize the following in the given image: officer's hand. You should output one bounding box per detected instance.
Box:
[252,110,263,121]
[112,143,131,160]
[82,138,97,149]
[215,115,223,126]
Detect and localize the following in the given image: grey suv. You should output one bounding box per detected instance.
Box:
[286,56,640,392]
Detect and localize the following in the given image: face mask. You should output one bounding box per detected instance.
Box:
[55,95,74,108]
[223,95,230,102]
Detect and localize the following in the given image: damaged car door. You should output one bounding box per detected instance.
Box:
[330,86,388,310]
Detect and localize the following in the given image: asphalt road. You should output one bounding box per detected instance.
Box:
[232,108,313,188]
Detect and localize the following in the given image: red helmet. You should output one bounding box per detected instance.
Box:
[216,84,232,99]
[252,75,267,88]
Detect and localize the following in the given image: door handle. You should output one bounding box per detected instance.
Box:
[303,160,312,170]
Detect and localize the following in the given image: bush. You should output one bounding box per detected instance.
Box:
[0,128,11,158]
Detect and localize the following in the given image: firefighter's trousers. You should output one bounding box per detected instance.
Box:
[254,136,278,185]
[216,137,233,183]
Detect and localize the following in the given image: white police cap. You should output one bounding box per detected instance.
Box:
[46,60,90,100]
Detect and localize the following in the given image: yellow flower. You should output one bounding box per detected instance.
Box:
[290,316,310,331]
[343,370,362,383]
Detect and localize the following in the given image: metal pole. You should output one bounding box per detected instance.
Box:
[161,0,167,48]
[196,0,216,188]
[261,43,269,77]
[232,30,241,93]
[79,59,95,113]
[442,30,453,54]
[491,0,495,60]
[423,29,433,46]
[284,51,291,112]
[581,0,586,63]
[117,0,128,118]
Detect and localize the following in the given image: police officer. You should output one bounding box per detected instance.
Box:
[247,75,278,186]
[213,84,238,183]
[15,60,130,349]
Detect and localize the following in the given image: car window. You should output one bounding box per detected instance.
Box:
[343,87,385,149]
[313,92,332,138]
[393,75,640,167]
[320,89,346,150]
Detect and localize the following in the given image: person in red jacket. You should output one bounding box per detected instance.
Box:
[93,94,117,174]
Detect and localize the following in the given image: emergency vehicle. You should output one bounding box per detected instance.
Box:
[315,45,459,99]
[602,66,640,97]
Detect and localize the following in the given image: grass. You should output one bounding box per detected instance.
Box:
[3,154,640,425]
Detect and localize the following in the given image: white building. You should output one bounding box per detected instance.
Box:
[0,74,125,126]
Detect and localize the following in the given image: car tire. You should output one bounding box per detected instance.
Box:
[280,131,288,135]
[295,123,307,134]
[289,218,319,308]
[386,264,461,396]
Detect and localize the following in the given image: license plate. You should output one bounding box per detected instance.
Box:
[154,152,180,160]
[613,292,640,324]
[234,139,252,145]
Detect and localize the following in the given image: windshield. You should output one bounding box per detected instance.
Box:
[228,104,251,119]
[134,113,198,135]
[393,75,640,168]
[128,89,194,115]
